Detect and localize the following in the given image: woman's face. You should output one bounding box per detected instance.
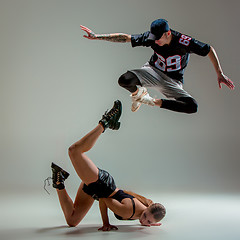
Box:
[139,208,156,226]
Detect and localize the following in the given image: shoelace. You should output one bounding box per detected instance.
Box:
[43,177,52,195]
[106,107,119,118]
[57,172,61,182]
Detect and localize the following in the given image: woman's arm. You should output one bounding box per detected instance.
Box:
[80,25,131,43]
[208,46,235,90]
[98,199,118,231]
[101,197,133,219]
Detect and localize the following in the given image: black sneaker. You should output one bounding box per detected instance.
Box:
[99,100,122,132]
[51,162,70,190]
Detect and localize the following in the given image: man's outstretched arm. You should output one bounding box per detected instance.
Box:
[208,46,235,90]
[80,25,131,43]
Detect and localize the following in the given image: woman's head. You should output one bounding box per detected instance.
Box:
[139,203,166,226]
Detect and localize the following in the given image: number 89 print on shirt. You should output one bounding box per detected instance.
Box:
[131,30,210,83]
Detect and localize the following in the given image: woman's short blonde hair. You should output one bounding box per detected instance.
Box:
[149,203,166,222]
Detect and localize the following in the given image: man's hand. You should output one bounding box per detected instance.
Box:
[98,224,118,231]
[80,25,97,40]
[218,73,235,90]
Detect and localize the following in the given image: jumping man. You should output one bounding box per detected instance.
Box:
[80,19,234,113]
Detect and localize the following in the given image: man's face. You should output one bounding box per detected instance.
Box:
[155,32,169,46]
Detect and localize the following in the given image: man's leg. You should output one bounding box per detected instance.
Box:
[118,71,141,93]
[120,65,198,114]
[154,97,198,114]
[118,71,155,112]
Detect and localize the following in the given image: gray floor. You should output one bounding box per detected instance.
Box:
[1,191,240,240]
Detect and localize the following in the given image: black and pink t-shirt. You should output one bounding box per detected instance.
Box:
[131,29,210,82]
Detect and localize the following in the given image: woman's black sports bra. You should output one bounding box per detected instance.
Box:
[111,190,135,220]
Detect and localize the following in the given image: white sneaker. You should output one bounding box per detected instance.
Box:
[130,87,155,112]
[139,92,155,106]
[130,87,146,112]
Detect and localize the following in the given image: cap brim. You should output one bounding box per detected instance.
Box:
[148,32,157,40]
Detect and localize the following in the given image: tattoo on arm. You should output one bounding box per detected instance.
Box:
[96,33,130,42]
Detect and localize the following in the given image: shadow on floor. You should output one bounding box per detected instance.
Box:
[0,224,164,240]
[37,224,148,235]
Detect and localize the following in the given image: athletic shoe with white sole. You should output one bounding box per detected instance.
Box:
[131,87,155,112]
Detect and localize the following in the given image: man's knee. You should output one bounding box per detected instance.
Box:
[118,71,139,87]
[178,97,198,114]
[118,73,126,87]
[186,98,198,114]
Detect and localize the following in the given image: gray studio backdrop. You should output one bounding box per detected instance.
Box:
[1,0,239,195]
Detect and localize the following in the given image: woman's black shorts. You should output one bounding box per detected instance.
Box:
[82,168,116,200]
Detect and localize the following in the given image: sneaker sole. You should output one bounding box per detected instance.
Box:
[131,102,141,112]
[112,100,122,127]
[113,121,120,130]
[131,91,148,112]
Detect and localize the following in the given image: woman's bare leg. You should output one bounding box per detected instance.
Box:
[56,182,95,227]
[68,100,122,184]
[55,101,122,226]
[68,124,104,185]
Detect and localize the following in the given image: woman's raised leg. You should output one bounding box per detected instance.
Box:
[68,100,122,185]
[68,124,104,184]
